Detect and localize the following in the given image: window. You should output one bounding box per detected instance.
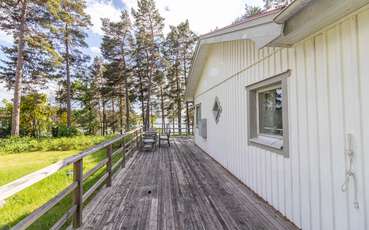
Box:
[246,71,290,157]
[195,104,201,128]
[212,97,222,124]
[257,85,283,136]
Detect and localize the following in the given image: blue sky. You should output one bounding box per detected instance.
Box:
[0,0,263,104]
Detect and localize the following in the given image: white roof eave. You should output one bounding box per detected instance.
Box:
[270,0,369,46]
[185,13,283,101]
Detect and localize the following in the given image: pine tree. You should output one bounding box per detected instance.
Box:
[100,10,133,133]
[72,58,101,135]
[56,0,91,128]
[163,25,181,133]
[152,68,167,131]
[0,0,62,136]
[131,35,147,126]
[0,45,59,92]
[263,0,287,9]
[163,22,197,134]
[99,62,115,134]
[176,20,197,134]
[132,0,164,130]
[234,4,262,24]
[89,57,105,135]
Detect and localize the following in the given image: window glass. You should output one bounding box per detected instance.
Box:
[196,104,201,128]
[258,86,283,136]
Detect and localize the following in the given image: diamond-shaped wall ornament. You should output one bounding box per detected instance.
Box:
[212,97,222,124]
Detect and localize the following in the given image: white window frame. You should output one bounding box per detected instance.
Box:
[246,70,290,157]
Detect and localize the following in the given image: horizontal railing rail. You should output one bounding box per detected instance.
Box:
[0,127,143,230]
[154,123,194,135]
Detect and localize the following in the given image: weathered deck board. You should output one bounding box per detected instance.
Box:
[81,138,298,230]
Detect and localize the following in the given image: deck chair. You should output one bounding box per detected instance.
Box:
[142,131,157,151]
[159,128,171,147]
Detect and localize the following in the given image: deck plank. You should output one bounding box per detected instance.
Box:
[81,138,298,230]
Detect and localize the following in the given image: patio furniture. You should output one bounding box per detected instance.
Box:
[159,129,171,147]
[142,130,157,151]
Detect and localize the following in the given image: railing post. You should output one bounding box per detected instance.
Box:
[106,145,112,187]
[122,137,126,168]
[73,159,83,228]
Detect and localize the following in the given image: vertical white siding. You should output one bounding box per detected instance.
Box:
[358,9,369,230]
[194,5,369,230]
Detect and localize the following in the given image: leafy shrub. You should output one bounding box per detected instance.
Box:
[51,125,80,137]
[0,135,112,154]
[0,127,10,138]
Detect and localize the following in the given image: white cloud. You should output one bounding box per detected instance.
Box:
[0,83,11,104]
[0,31,13,44]
[122,0,264,35]
[86,1,122,35]
[90,46,101,55]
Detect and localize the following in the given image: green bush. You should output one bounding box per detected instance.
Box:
[0,135,112,154]
[52,125,80,137]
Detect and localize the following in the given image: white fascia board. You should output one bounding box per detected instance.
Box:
[274,0,313,24]
[185,15,283,101]
[201,22,282,49]
[271,0,369,46]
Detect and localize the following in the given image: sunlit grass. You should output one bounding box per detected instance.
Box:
[0,135,126,230]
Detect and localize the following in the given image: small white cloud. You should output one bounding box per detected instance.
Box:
[122,0,137,9]
[86,1,122,35]
[0,31,13,44]
[90,46,101,55]
[0,82,11,104]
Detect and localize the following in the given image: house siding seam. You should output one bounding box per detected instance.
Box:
[193,5,369,230]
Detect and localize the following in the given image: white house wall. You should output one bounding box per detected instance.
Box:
[193,5,369,230]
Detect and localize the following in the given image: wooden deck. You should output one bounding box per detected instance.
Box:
[81,138,298,230]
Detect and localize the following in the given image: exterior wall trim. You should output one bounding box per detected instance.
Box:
[246,70,291,157]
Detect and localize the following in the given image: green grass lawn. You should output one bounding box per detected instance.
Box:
[0,150,78,186]
[0,135,125,230]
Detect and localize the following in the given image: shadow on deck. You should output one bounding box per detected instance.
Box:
[81,138,298,230]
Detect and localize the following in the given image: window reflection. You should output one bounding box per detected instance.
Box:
[258,87,283,136]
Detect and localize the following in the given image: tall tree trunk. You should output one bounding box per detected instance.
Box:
[111,98,115,133]
[139,74,145,127]
[184,55,190,135]
[88,102,92,134]
[144,18,156,131]
[176,64,181,135]
[145,69,152,131]
[145,93,150,130]
[97,98,103,135]
[160,86,165,133]
[65,24,72,128]
[102,101,106,135]
[11,0,27,136]
[150,103,154,127]
[172,117,175,134]
[124,74,129,131]
[119,96,123,134]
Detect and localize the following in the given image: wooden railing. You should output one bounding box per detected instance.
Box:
[0,127,143,230]
[154,123,193,136]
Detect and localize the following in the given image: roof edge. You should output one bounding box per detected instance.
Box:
[274,0,313,24]
[200,7,284,39]
[185,10,283,101]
